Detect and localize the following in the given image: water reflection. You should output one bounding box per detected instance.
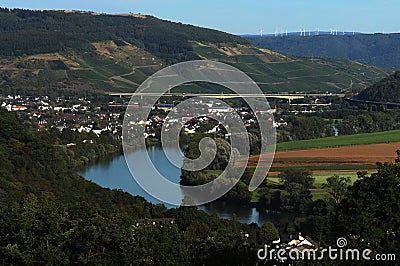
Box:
[80,147,302,227]
[198,201,302,227]
[79,147,184,208]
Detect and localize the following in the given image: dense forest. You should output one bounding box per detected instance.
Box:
[356,71,400,102]
[246,33,400,68]
[0,8,246,63]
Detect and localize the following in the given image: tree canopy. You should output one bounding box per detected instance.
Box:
[333,164,400,253]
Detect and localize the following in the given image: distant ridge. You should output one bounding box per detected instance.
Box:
[242,31,363,38]
[55,10,148,18]
[245,33,400,68]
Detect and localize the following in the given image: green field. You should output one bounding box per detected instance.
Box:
[258,171,363,201]
[259,130,395,200]
[267,172,359,188]
[276,130,400,151]
[311,172,361,200]
[312,172,359,188]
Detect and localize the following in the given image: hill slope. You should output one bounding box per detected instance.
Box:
[0,107,147,208]
[246,34,400,69]
[356,71,400,102]
[0,8,391,95]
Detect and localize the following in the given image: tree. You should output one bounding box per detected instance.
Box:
[183,137,232,171]
[278,169,315,213]
[184,221,210,239]
[322,175,351,204]
[259,222,279,242]
[281,183,313,213]
[279,168,315,190]
[151,204,167,218]
[222,180,252,203]
[333,163,400,253]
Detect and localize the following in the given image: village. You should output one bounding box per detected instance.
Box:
[0,94,295,140]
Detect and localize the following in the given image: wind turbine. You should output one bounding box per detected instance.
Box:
[260,28,263,37]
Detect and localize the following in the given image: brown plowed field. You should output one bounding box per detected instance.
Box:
[244,143,400,169]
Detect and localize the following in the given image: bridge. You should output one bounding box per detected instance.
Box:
[106,92,345,102]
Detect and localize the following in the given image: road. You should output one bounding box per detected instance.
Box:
[106,92,346,100]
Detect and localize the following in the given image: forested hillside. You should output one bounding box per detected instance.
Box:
[246,33,400,69]
[0,8,391,95]
[0,8,245,62]
[356,71,400,102]
[0,107,132,205]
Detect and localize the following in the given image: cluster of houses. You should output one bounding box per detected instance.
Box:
[145,99,288,136]
[1,95,290,139]
[0,95,123,135]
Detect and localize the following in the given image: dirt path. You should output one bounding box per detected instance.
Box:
[110,64,160,86]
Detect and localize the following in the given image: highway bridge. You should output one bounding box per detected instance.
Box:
[106,92,345,102]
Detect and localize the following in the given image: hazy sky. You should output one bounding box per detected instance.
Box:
[0,0,399,35]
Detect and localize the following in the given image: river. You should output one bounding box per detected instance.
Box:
[79,147,298,226]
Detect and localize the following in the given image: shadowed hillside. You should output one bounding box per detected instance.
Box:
[246,33,400,69]
[356,71,400,102]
